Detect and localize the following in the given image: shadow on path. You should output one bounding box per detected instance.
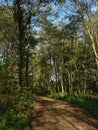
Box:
[24,96,98,130]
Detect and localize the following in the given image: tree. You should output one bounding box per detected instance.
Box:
[71,0,98,67]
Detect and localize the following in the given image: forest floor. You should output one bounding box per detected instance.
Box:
[24,96,98,130]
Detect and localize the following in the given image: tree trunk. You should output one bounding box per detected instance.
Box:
[60,66,64,93]
[14,0,25,89]
[25,49,29,88]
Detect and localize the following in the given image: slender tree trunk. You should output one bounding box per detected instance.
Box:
[83,80,87,94]
[61,66,64,93]
[18,8,24,89]
[53,58,58,92]
[84,21,98,68]
[25,49,29,88]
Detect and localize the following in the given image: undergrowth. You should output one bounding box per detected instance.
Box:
[0,109,30,130]
[0,91,34,130]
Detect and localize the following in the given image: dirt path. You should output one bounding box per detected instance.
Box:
[24,96,98,130]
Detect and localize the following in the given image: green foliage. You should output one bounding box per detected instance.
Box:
[0,89,34,130]
[33,86,49,95]
[15,91,34,111]
[48,92,65,99]
[49,93,98,118]
[0,108,30,130]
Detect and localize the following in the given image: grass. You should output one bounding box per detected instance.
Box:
[48,92,98,119]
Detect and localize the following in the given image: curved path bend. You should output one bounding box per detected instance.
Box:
[24,96,98,130]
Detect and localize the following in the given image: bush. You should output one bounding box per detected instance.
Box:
[0,90,34,130]
[0,107,31,130]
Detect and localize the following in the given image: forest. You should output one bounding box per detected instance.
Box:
[0,0,98,129]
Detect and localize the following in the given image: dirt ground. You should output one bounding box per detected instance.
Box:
[24,96,98,130]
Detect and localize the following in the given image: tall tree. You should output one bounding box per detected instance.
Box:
[71,0,98,67]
